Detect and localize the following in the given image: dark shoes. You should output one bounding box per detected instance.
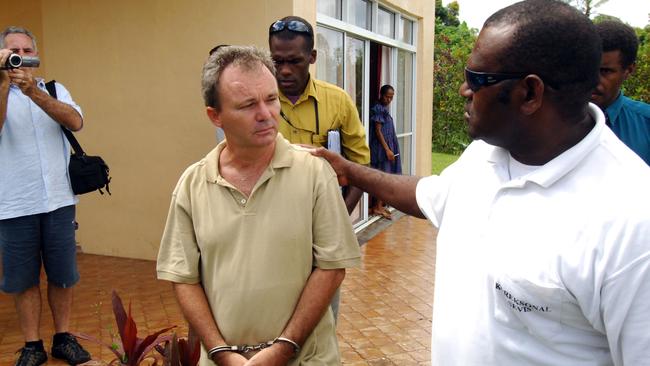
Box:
[15,346,47,366]
[51,333,92,365]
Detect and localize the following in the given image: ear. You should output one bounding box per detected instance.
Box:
[309,49,317,65]
[623,62,636,80]
[517,75,545,115]
[206,107,223,128]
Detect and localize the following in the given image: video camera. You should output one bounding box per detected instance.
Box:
[1,54,40,70]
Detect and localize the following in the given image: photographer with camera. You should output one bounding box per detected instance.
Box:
[0,26,91,366]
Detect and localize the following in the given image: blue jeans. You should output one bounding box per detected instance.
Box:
[0,205,79,293]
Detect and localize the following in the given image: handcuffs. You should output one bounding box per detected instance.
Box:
[207,336,301,361]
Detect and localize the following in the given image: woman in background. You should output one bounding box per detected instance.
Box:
[369,84,401,219]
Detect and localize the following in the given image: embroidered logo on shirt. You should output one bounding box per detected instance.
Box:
[495,282,551,313]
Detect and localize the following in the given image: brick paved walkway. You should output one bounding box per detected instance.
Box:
[0,215,436,365]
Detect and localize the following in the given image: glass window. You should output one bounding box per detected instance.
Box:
[400,17,413,44]
[396,49,413,135]
[398,136,412,175]
[347,0,371,30]
[345,36,366,225]
[345,36,365,122]
[379,46,391,88]
[318,0,342,19]
[316,26,344,87]
[377,7,395,38]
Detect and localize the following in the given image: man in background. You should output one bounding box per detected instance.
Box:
[268,15,370,320]
[591,20,650,165]
[268,15,370,215]
[0,26,91,366]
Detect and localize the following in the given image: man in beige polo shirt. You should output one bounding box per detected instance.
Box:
[156,46,361,366]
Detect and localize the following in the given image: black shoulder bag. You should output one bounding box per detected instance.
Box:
[45,80,111,195]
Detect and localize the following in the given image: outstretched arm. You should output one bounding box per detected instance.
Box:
[312,147,425,218]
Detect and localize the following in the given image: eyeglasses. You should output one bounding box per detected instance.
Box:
[269,20,311,35]
[209,44,230,56]
[464,68,528,92]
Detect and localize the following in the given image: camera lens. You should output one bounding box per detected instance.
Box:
[6,54,23,68]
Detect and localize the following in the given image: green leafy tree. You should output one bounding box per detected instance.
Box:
[592,13,622,23]
[625,25,650,103]
[435,0,460,27]
[561,0,610,17]
[433,15,476,154]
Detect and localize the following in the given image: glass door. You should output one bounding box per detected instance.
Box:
[344,35,367,226]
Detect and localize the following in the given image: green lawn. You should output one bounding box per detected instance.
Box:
[431,152,459,175]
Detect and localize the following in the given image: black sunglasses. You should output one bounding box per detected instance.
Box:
[209,44,230,56]
[269,20,311,35]
[464,68,528,92]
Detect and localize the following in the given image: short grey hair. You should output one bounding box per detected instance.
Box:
[0,26,38,52]
[201,45,276,109]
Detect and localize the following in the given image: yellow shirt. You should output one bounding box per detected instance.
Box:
[279,77,370,165]
[156,134,361,365]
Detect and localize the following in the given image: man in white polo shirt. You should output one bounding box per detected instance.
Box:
[313,0,650,365]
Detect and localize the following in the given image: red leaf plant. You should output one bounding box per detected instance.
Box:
[74,290,175,365]
[155,329,200,366]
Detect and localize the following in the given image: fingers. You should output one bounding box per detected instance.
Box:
[9,69,31,83]
[0,50,11,82]
[8,69,35,95]
[308,146,328,157]
[296,143,316,149]
[9,72,24,87]
[0,49,12,66]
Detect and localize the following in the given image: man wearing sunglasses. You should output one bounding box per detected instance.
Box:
[313,0,650,365]
[268,16,370,322]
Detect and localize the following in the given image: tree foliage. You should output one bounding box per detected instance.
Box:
[432,2,476,154]
[625,25,650,103]
[592,14,621,23]
[435,0,460,27]
[432,1,649,153]
[560,0,610,17]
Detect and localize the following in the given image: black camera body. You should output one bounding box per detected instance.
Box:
[1,54,40,70]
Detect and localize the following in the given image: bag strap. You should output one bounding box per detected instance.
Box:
[45,80,86,156]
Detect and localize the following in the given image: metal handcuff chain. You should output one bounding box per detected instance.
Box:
[208,337,301,359]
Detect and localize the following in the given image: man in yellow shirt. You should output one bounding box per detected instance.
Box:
[157,46,361,366]
[268,17,370,321]
[268,16,370,215]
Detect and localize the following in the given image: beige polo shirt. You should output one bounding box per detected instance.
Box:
[157,133,361,365]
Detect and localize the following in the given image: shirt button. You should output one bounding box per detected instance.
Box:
[240,199,246,204]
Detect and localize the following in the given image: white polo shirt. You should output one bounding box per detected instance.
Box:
[416,104,650,366]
